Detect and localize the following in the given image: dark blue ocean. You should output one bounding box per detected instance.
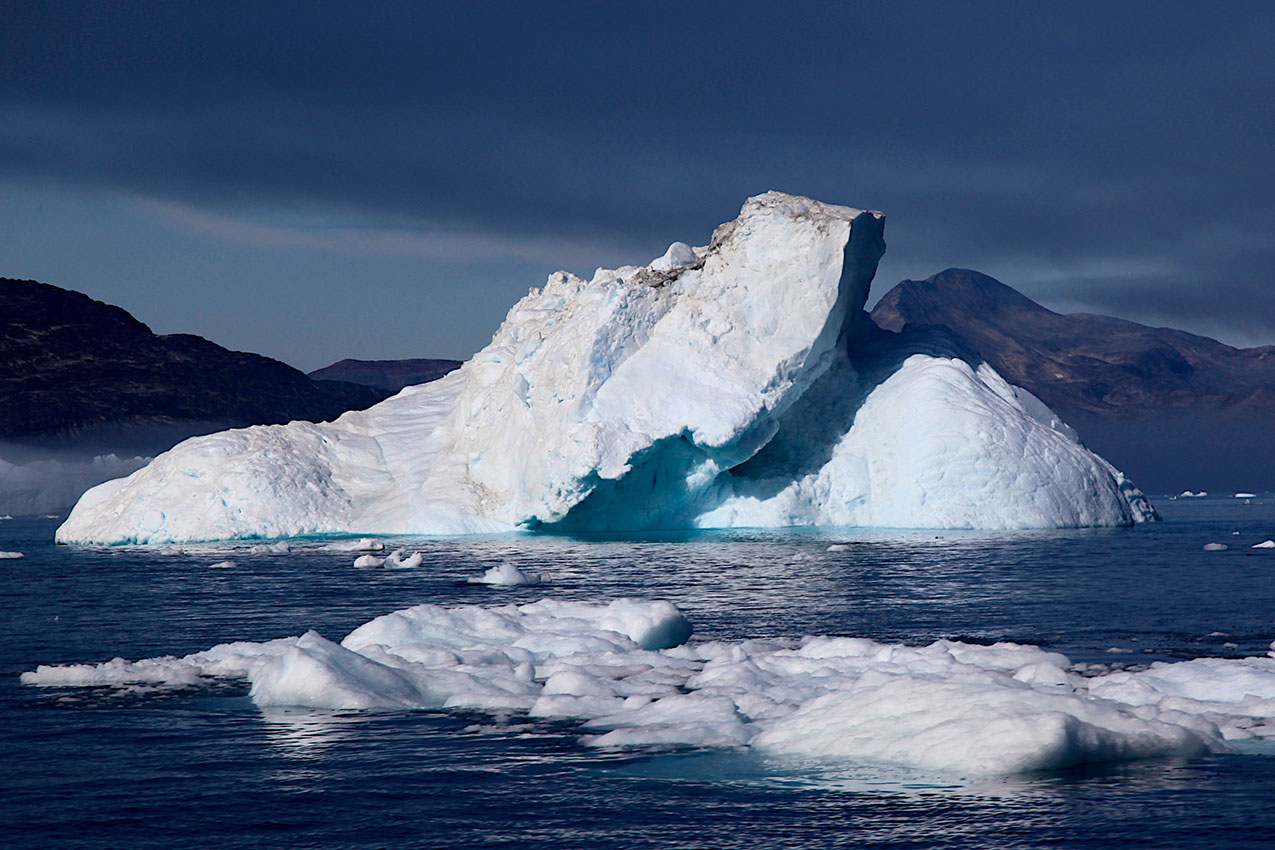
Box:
[3,497,1274,849]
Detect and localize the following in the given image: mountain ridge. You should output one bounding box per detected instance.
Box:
[0,277,390,444]
[871,268,1275,420]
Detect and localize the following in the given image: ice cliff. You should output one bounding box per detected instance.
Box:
[57,192,1155,544]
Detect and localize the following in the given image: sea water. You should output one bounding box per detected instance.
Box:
[3,497,1274,849]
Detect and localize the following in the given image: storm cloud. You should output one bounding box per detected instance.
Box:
[3,1,1273,366]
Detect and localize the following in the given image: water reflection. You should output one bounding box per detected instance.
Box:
[259,707,364,758]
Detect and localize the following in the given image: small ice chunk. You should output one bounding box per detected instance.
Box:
[1204,543,1229,551]
[208,560,237,569]
[648,241,699,271]
[0,550,25,559]
[826,543,852,552]
[333,538,385,552]
[249,541,291,554]
[1253,540,1275,549]
[353,554,386,568]
[385,549,423,568]
[468,563,543,586]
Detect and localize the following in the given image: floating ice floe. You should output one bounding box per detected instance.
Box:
[1236,493,1257,499]
[22,599,1275,776]
[330,539,385,552]
[1204,543,1229,551]
[1253,540,1275,549]
[56,192,1156,544]
[385,549,423,568]
[826,543,853,552]
[207,560,237,569]
[0,550,24,559]
[248,541,291,554]
[353,554,386,569]
[1179,491,1207,498]
[469,563,543,586]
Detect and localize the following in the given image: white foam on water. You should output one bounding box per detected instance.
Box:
[23,599,1275,776]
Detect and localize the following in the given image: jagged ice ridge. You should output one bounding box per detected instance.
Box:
[57,192,1154,544]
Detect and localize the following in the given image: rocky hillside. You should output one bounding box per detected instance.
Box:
[0,278,389,443]
[308,357,461,393]
[871,269,1275,419]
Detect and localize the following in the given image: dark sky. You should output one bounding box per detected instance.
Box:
[3,1,1272,370]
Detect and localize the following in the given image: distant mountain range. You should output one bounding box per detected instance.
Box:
[308,358,461,393]
[0,278,388,450]
[870,269,1275,492]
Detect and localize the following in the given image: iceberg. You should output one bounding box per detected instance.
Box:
[25,598,1275,776]
[57,192,1154,544]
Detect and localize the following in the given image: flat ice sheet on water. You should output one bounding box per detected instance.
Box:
[24,599,1275,776]
[56,192,1154,544]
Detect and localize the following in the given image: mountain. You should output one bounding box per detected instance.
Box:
[308,358,462,393]
[57,193,1152,544]
[0,278,389,446]
[870,269,1275,491]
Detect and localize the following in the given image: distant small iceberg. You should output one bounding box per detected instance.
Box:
[385,549,423,568]
[208,560,237,569]
[0,550,24,559]
[248,541,291,555]
[469,563,543,586]
[1253,540,1275,549]
[1236,493,1258,499]
[331,538,385,552]
[1179,490,1207,498]
[1204,543,1229,551]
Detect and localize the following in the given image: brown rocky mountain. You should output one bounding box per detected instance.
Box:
[870,269,1275,492]
[0,278,389,446]
[871,268,1275,419]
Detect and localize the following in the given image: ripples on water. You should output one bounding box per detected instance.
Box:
[3,498,1274,849]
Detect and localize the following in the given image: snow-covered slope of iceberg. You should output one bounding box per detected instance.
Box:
[57,192,1153,544]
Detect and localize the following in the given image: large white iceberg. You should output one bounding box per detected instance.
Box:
[57,192,1153,544]
[23,598,1274,776]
